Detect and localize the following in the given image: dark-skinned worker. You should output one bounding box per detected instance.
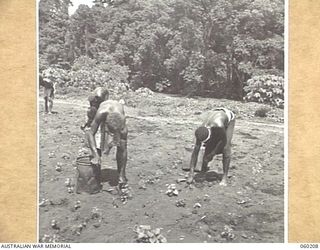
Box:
[81,87,109,130]
[85,100,128,188]
[186,108,235,186]
[40,70,56,114]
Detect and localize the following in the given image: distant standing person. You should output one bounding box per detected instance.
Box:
[40,69,56,114]
[81,87,109,130]
[86,100,128,187]
[186,108,235,186]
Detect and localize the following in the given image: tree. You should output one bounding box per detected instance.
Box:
[39,0,72,68]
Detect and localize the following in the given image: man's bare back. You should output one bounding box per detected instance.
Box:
[86,100,128,187]
[187,108,235,186]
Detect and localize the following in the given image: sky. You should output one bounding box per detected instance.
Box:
[69,0,94,15]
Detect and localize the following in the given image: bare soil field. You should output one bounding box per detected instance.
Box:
[39,91,284,243]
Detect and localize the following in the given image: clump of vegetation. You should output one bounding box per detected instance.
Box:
[39,0,284,100]
[244,75,284,108]
[254,107,271,117]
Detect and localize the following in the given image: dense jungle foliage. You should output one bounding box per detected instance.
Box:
[39,0,284,106]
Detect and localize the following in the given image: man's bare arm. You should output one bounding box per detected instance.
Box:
[203,141,222,162]
[187,140,201,183]
[86,112,106,164]
[190,143,201,170]
[203,131,227,162]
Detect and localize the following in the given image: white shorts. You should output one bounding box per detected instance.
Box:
[215,108,235,123]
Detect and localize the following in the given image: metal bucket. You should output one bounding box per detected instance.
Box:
[75,155,102,194]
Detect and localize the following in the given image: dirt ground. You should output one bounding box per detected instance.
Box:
[39,91,284,243]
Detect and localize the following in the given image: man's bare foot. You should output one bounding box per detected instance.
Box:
[186,175,194,184]
[118,177,127,187]
[90,156,101,166]
[219,179,227,186]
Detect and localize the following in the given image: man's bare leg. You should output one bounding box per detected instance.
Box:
[201,156,211,173]
[220,148,231,186]
[116,139,128,188]
[48,97,53,114]
[44,97,48,113]
[201,146,215,172]
[220,119,235,186]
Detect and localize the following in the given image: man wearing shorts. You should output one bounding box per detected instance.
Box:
[81,87,109,130]
[86,100,128,188]
[186,108,235,186]
[40,69,56,114]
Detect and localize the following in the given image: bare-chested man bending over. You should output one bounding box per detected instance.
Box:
[186,108,235,186]
[81,87,109,130]
[86,100,128,187]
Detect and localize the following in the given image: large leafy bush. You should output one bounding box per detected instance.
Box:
[243,75,284,108]
[69,56,130,99]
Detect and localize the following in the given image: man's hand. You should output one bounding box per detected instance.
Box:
[91,156,101,166]
[187,173,194,184]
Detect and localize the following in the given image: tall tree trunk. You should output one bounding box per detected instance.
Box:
[85,24,89,56]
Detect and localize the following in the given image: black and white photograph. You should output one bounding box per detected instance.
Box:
[38,0,285,243]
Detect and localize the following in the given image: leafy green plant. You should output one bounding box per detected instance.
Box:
[243,75,284,108]
[254,107,271,117]
[68,55,130,99]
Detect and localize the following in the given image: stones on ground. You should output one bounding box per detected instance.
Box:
[39,198,48,207]
[61,153,71,160]
[72,222,87,236]
[55,162,62,172]
[119,184,133,204]
[74,200,81,210]
[49,198,68,206]
[48,152,56,158]
[252,161,263,174]
[65,178,74,193]
[135,87,154,97]
[193,202,202,208]
[237,199,249,205]
[112,198,119,208]
[172,159,182,169]
[51,220,59,230]
[70,135,79,144]
[133,225,167,243]
[91,207,102,219]
[203,194,210,201]
[65,178,72,187]
[105,187,118,195]
[93,222,101,228]
[40,234,51,243]
[40,234,59,243]
[166,184,179,196]
[220,225,236,240]
[78,148,90,157]
[200,215,207,221]
[176,178,187,183]
[192,202,202,214]
[155,169,164,179]
[175,199,186,207]
[90,207,103,228]
[138,180,147,190]
[138,172,161,189]
[241,233,249,239]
